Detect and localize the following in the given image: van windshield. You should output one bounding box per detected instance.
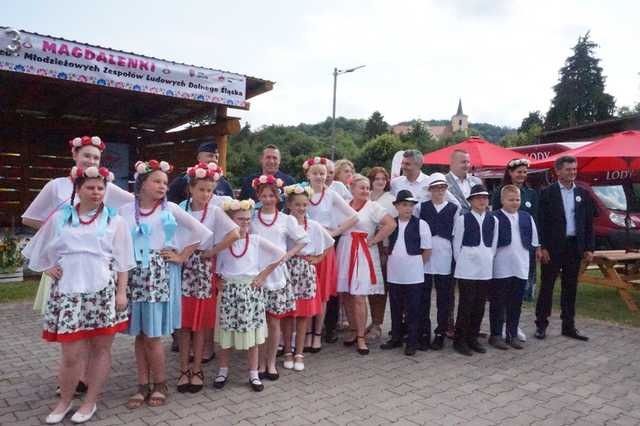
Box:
[592,184,640,212]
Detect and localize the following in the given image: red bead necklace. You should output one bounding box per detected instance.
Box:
[139,199,162,217]
[76,204,104,225]
[229,233,250,258]
[258,208,278,227]
[309,187,325,206]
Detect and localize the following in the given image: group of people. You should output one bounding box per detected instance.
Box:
[19,137,595,424]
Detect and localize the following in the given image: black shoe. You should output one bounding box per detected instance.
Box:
[418,340,430,351]
[356,336,369,355]
[468,339,487,354]
[562,328,589,341]
[453,340,473,356]
[534,327,546,340]
[506,337,524,350]
[258,370,279,381]
[488,336,509,350]
[177,370,192,393]
[404,345,417,356]
[249,378,264,392]
[189,371,204,393]
[171,335,179,353]
[309,332,322,353]
[431,335,445,351]
[380,339,403,350]
[56,381,88,397]
[276,346,285,357]
[343,334,357,347]
[324,330,338,344]
[201,353,216,364]
[212,375,228,389]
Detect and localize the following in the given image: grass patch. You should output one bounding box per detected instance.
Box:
[524,281,640,328]
[0,279,39,303]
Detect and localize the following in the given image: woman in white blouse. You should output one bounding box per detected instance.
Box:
[366,167,396,341]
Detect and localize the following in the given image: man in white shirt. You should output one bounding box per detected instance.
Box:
[445,149,482,214]
[391,149,460,206]
[390,150,430,202]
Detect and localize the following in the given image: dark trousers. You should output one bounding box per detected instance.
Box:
[455,279,490,342]
[388,282,423,347]
[489,277,526,339]
[422,274,453,340]
[535,238,580,331]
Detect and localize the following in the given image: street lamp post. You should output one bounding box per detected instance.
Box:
[331,65,365,160]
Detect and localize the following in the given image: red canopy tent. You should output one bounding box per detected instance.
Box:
[422,136,523,168]
[530,130,640,173]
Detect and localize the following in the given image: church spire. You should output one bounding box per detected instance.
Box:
[456,98,464,116]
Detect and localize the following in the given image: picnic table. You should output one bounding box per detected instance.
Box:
[579,250,640,312]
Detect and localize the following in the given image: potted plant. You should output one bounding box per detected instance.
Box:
[0,229,26,283]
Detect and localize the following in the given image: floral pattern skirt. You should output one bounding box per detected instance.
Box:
[264,281,296,318]
[287,256,317,300]
[126,256,182,338]
[43,266,128,343]
[214,275,266,350]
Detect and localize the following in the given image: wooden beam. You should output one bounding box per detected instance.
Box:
[154,118,241,143]
[216,107,229,172]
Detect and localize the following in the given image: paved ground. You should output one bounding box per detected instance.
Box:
[1,301,640,426]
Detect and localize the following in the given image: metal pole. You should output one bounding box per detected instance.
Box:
[331,67,338,161]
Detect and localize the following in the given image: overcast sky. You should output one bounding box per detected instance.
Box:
[5,0,640,129]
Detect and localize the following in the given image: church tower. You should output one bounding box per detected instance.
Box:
[451,98,469,134]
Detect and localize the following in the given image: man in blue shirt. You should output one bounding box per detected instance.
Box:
[239,144,296,201]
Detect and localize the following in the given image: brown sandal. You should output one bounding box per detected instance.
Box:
[148,382,168,407]
[126,384,150,409]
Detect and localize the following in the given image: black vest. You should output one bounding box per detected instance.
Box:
[461,212,495,248]
[419,201,457,241]
[494,210,533,250]
[389,216,422,255]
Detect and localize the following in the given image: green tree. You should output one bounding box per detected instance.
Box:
[617,102,640,117]
[401,120,438,153]
[545,32,616,130]
[518,111,545,133]
[364,111,389,140]
[355,133,409,172]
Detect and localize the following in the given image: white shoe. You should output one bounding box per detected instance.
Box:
[293,354,305,372]
[282,353,294,370]
[517,327,527,342]
[70,404,96,424]
[45,403,73,424]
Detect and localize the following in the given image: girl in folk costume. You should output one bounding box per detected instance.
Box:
[120,160,212,409]
[336,174,396,355]
[214,199,285,392]
[281,184,334,372]
[22,166,135,424]
[22,137,132,310]
[21,136,133,397]
[250,175,308,380]
[305,157,358,351]
[176,162,240,393]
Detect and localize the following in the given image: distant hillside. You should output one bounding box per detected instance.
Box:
[393,119,515,143]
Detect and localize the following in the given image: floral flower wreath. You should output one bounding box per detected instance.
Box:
[134,160,173,177]
[302,156,331,171]
[70,166,115,182]
[251,174,284,190]
[284,183,314,198]
[187,162,223,180]
[507,158,530,168]
[222,199,255,212]
[68,136,106,152]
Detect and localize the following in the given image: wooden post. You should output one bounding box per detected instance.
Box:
[216,106,228,171]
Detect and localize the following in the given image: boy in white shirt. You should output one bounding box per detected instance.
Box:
[381,190,432,356]
[490,185,541,350]
[452,184,498,356]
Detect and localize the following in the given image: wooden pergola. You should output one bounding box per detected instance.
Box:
[0,29,273,226]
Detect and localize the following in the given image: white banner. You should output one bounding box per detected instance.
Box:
[0,28,247,107]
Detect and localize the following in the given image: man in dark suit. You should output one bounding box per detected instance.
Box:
[535,155,595,341]
[167,142,234,203]
[238,144,295,201]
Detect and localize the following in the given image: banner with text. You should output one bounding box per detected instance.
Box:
[0,29,247,107]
